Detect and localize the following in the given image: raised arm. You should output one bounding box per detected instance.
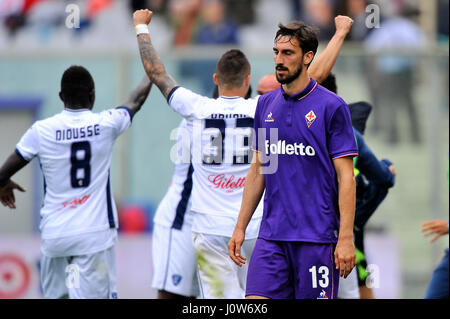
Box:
[0,152,28,209]
[133,9,178,100]
[308,15,353,83]
[122,75,153,117]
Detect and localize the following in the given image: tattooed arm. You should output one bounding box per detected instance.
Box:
[134,9,178,100]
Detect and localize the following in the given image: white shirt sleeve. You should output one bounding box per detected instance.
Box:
[168,87,210,119]
[16,124,40,161]
[101,107,132,138]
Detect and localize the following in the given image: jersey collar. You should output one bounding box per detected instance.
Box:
[219,96,241,100]
[281,78,317,101]
[63,108,92,114]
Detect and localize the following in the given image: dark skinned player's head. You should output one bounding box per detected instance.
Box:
[59,65,95,110]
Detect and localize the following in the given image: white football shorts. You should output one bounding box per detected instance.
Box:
[152,223,199,297]
[192,232,256,299]
[337,266,360,299]
[40,246,117,299]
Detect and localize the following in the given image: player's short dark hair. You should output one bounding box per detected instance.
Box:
[216,49,251,89]
[321,73,337,94]
[275,21,319,58]
[60,65,95,106]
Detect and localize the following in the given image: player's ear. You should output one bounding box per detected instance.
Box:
[304,51,315,66]
[89,89,95,108]
[213,73,219,86]
[59,92,65,103]
[244,74,250,86]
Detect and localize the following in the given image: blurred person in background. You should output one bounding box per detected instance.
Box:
[196,0,238,45]
[363,2,425,144]
[256,73,279,95]
[321,73,396,299]
[421,168,449,299]
[343,0,372,41]
[437,0,449,42]
[0,66,152,298]
[169,0,202,46]
[300,0,336,41]
[0,0,52,36]
[130,0,168,15]
[173,0,240,95]
[225,0,256,26]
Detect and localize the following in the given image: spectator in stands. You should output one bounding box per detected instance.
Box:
[345,0,371,41]
[363,3,425,144]
[169,0,202,46]
[196,0,238,45]
[301,0,335,41]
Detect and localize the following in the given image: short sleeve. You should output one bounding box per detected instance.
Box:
[168,87,209,119]
[327,104,358,159]
[16,124,40,161]
[102,107,132,137]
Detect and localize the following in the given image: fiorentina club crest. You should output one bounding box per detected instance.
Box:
[305,110,316,127]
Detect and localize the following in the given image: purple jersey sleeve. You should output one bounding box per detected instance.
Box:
[327,103,358,159]
[251,99,263,153]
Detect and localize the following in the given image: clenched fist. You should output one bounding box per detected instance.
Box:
[133,9,153,26]
[334,15,354,37]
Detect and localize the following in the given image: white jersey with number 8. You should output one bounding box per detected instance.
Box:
[16,107,131,241]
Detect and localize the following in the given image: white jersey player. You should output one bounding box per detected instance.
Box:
[151,119,199,298]
[0,66,152,298]
[169,85,263,298]
[133,9,354,299]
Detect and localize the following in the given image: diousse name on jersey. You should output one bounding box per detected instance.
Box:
[265,140,316,156]
[56,124,100,141]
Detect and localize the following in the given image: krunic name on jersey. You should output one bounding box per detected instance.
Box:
[56,124,100,141]
[210,113,249,119]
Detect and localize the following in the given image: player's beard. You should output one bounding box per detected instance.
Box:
[275,62,303,85]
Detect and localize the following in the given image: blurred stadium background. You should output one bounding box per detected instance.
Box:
[0,0,448,299]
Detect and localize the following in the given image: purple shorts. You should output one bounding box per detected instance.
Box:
[246,238,339,299]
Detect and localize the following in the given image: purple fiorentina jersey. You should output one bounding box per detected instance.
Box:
[253,78,358,243]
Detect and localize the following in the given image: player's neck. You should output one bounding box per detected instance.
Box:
[218,87,247,98]
[64,104,92,111]
[281,71,310,96]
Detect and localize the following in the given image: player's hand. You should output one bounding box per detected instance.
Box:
[133,9,153,26]
[0,180,26,209]
[422,220,449,243]
[334,15,354,37]
[334,237,356,278]
[228,228,246,267]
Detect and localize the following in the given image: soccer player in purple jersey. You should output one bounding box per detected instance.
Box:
[228,21,358,299]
